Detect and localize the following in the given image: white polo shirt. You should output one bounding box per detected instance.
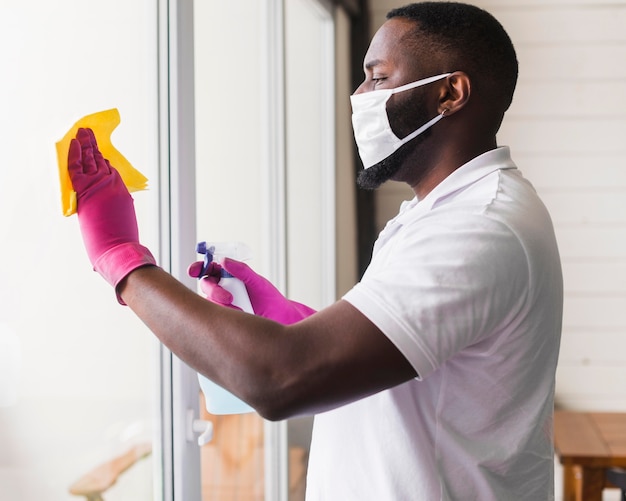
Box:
[306,147,563,500]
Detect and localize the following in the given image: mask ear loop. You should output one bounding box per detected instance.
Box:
[441,108,449,118]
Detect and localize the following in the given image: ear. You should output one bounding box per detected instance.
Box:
[437,72,471,116]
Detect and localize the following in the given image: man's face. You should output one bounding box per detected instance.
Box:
[353,18,437,190]
[357,92,432,190]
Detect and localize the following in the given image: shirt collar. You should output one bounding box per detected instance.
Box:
[395,146,516,224]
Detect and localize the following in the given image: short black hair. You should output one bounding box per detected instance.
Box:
[387,2,518,113]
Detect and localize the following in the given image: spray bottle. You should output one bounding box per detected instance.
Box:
[195,241,254,414]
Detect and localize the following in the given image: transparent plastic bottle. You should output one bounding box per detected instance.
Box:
[195,241,254,414]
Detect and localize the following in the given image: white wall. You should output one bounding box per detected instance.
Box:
[0,1,160,499]
[496,1,626,414]
[367,1,626,499]
[369,0,626,411]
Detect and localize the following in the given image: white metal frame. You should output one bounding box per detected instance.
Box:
[260,2,290,499]
[157,0,201,499]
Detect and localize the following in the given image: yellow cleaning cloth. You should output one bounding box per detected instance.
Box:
[55,108,148,217]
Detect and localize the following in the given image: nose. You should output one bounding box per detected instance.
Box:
[352,81,367,96]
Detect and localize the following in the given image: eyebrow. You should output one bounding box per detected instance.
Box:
[364,58,385,71]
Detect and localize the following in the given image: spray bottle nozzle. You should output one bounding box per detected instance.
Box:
[196,241,252,279]
[196,241,216,279]
[196,241,209,256]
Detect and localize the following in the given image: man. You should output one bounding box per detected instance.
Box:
[68,2,563,499]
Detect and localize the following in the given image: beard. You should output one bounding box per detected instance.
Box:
[356,144,411,190]
[356,127,433,190]
[356,93,434,190]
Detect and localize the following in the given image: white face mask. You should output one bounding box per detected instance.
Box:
[350,73,451,168]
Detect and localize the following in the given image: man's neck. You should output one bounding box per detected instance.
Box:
[408,139,497,199]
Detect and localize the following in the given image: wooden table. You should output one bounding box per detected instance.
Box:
[554,410,626,501]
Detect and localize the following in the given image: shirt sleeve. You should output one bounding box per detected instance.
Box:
[342,212,530,380]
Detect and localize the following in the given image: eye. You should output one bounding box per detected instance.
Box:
[371,76,387,87]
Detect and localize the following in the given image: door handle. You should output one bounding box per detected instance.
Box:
[186,409,213,446]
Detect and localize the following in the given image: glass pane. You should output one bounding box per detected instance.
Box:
[285,1,336,498]
[198,394,265,500]
[0,2,160,500]
[193,0,335,498]
[285,0,335,309]
[193,1,268,499]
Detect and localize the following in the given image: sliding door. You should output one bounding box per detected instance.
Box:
[1,1,338,499]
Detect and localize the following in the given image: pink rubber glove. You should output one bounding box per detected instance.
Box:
[188,258,316,325]
[68,128,156,296]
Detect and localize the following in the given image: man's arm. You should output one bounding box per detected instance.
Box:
[68,127,415,420]
[118,265,416,420]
